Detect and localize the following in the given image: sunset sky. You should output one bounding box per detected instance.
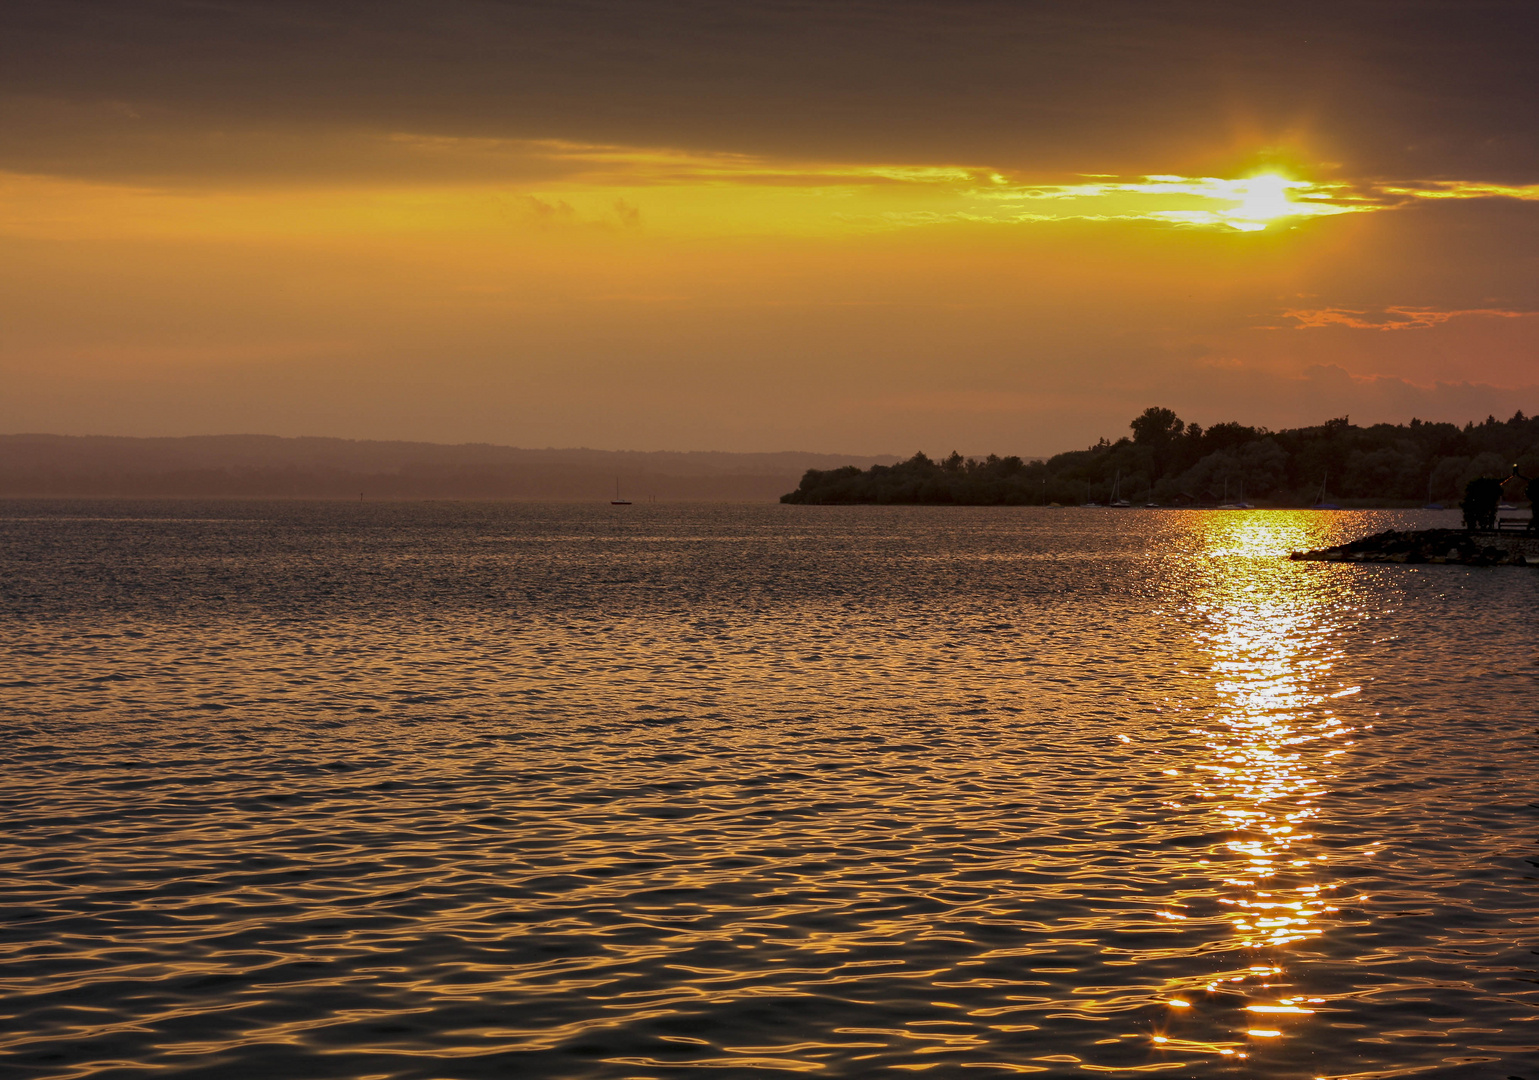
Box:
[3,0,1536,454]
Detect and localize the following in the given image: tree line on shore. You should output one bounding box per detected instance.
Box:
[782,408,1539,506]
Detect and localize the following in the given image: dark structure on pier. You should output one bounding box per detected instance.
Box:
[1461,477,1503,531]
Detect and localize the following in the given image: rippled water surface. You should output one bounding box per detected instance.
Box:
[2,501,1536,1079]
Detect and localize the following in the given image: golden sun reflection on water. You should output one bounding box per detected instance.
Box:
[1167,514,1356,1057]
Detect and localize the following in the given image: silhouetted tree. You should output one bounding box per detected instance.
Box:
[1131,407,1184,444]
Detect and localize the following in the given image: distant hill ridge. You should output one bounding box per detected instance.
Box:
[0,433,904,501]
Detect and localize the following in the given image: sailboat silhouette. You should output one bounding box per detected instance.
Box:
[1217,476,1253,509]
[1312,472,1340,510]
[1108,470,1131,508]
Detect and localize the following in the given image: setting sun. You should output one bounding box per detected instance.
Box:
[1225,173,1308,229]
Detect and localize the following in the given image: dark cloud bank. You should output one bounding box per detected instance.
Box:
[4,0,1537,182]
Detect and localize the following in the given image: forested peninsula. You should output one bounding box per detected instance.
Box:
[782,408,1539,507]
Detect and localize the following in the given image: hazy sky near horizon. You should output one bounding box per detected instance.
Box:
[3,1,1537,454]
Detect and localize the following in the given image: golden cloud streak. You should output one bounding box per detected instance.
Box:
[485,143,1375,231]
[1377,181,1539,201]
[6,128,1538,245]
[1280,306,1534,330]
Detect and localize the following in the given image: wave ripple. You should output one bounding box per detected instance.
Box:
[1,502,1535,1079]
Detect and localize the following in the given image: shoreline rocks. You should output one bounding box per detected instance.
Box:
[1290,528,1536,566]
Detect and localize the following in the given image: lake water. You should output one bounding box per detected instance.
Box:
[2,501,1536,1079]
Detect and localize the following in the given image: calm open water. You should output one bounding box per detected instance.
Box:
[2,501,1536,1080]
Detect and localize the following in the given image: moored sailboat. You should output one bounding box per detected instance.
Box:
[1108,470,1131,508]
[1312,472,1340,510]
[1216,476,1252,509]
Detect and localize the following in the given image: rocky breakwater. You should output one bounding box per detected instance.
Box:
[1291,528,1539,566]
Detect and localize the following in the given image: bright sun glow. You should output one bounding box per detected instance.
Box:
[1133,172,1334,232]
[987,170,1366,233]
[1224,174,1305,230]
